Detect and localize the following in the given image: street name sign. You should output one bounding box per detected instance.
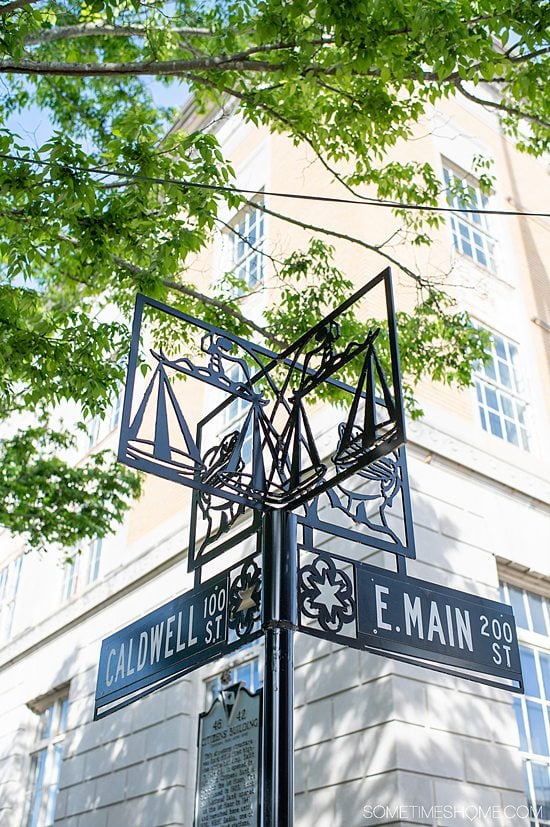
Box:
[94,555,262,719]
[195,684,262,827]
[298,548,523,692]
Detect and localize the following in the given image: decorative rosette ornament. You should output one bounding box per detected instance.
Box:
[228,559,262,638]
[299,554,356,634]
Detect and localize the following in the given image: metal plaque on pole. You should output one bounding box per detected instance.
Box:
[195,684,262,827]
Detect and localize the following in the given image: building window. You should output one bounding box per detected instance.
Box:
[0,555,22,641]
[443,164,496,271]
[25,689,69,827]
[86,538,103,584]
[88,391,123,449]
[501,583,550,826]
[220,362,253,465]
[61,538,103,600]
[205,655,261,707]
[226,201,265,294]
[475,330,529,450]
[60,557,79,602]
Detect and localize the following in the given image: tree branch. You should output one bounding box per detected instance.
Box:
[454,79,549,129]
[183,71,375,202]
[0,0,38,13]
[0,56,288,77]
[254,202,428,287]
[162,279,286,347]
[184,71,435,216]
[109,254,285,346]
[508,46,550,64]
[24,23,215,46]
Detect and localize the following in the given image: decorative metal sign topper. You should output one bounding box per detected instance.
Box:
[118,268,416,570]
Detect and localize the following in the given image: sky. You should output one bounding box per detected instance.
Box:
[4,78,188,149]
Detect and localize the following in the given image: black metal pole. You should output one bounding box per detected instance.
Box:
[262,509,297,827]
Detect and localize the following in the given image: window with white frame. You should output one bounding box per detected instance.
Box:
[86,538,103,584]
[501,582,550,827]
[25,689,69,827]
[474,329,529,450]
[205,654,261,707]
[443,164,496,271]
[88,390,123,449]
[60,556,79,602]
[220,362,253,465]
[224,201,265,294]
[0,555,22,641]
[61,538,104,600]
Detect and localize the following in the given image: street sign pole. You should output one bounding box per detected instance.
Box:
[262,509,297,827]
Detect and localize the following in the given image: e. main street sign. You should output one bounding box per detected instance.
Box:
[94,554,262,719]
[298,548,523,692]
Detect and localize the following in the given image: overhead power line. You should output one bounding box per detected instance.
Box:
[0,151,548,219]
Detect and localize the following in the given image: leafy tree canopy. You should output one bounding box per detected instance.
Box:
[0,0,547,553]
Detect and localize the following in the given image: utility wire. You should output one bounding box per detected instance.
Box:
[0,151,548,218]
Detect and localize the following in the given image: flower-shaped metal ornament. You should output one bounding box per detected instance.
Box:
[228,557,262,640]
[299,553,357,636]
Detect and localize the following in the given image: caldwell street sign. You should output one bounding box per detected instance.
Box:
[298,548,523,692]
[94,554,261,719]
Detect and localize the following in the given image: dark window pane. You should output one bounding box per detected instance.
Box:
[514,698,529,752]
[526,701,549,755]
[540,653,550,699]
[499,362,511,389]
[459,222,470,241]
[39,706,53,740]
[476,248,487,268]
[521,646,541,697]
[505,420,519,446]
[509,587,529,629]
[27,749,47,827]
[484,357,497,382]
[488,412,503,438]
[479,407,488,432]
[501,394,513,417]
[528,594,548,636]
[461,239,473,257]
[532,762,550,821]
[494,336,506,359]
[486,386,499,411]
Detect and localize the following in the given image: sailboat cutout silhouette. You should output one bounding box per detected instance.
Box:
[207,400,277,505]
[125,353,203,477]
[264,395,326,506]
[332,340,397,469]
